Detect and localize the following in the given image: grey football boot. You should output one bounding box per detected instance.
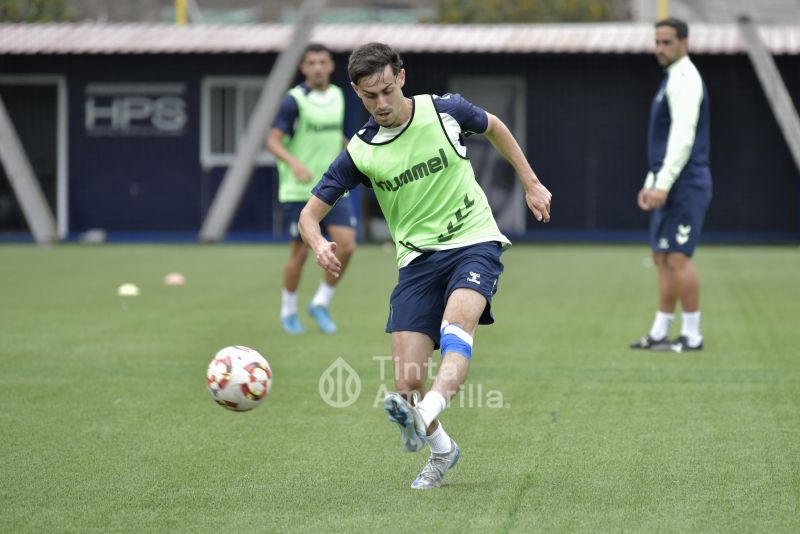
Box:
[384,392,427,453]
[411,438,461,489]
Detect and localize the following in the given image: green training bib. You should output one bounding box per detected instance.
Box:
[277,85,344,203]
[347,95,509,266]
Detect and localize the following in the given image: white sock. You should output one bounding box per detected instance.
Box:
[416,390,447,429]
[426,423,453,454]
[681,311,703,346]
[280,289,298,319]
[310,281,336,308]
[649,311,674,340]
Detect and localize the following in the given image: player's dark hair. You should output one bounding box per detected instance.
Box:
[302,42,332,61]
[655,17,689,39]
[347,42,403,85]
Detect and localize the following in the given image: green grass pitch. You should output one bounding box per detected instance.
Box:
[1,243,798,532]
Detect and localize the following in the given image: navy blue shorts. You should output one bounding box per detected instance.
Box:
[283,198,357,241]
[386,241,505,349]
[649,185,712,257]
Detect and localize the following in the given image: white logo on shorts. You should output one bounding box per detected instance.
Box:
[676,224,692,245]
[658,238,669,249]
[467,272,481,285]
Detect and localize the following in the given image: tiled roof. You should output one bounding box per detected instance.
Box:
[1,22,799,55]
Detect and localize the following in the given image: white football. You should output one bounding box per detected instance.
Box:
[206,346,272,411]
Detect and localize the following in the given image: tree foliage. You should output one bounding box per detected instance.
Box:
[0,0,72,22]
[434,0,616,23]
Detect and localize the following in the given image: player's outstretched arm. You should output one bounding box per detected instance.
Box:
[484,113,552,223]
[299,196,342,277]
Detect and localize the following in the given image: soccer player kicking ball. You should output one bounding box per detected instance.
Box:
[299,42,552,489]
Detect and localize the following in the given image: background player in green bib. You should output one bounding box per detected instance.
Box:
[267,43,357,335]
[299,42,552,489]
